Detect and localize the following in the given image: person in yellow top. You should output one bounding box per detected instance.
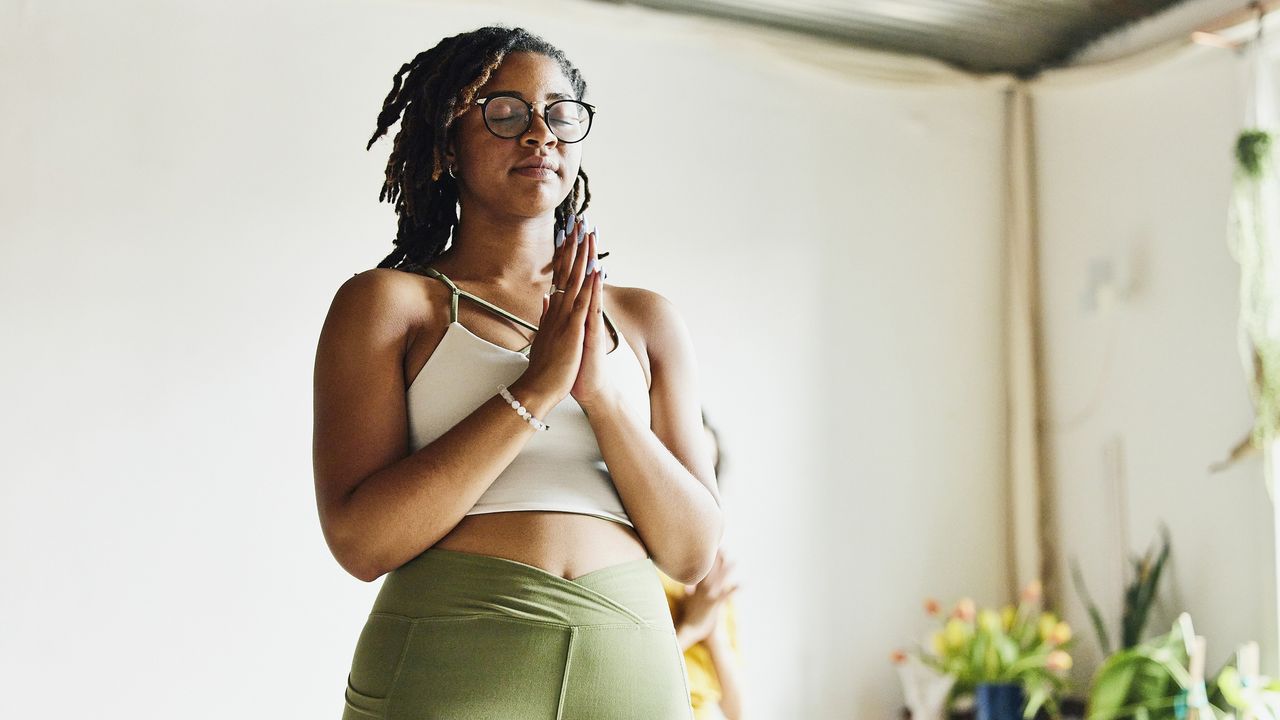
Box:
[661,410,746,719]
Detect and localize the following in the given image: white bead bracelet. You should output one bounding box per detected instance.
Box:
[497,384,550,431]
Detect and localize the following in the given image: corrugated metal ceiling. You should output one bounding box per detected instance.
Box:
[595,0,1207,76]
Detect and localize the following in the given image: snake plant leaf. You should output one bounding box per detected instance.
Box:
[1072,558,1114,655]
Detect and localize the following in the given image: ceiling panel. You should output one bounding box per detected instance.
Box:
[595,0,1204,76]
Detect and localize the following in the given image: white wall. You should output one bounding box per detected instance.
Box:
[1035,42,1280,684]
[1,0,1017,717]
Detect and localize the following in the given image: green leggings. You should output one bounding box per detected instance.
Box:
[342,547,695,720]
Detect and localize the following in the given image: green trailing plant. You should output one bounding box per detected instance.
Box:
[1217,122,1280,484]
[1086,615,1229,720]
[1070,525,1172,656]
[1236,129,1272,179]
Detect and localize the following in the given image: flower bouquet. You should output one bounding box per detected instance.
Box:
[896,581,1075,719]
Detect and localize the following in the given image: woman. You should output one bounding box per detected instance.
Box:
[312,26,723,720]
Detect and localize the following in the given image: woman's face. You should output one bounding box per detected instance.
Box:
[447,51,583,220]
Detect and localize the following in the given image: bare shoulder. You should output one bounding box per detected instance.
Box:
[605,283,693,369]
[326,267,427,327]
[607,283,677,318]
[322,267,451,350]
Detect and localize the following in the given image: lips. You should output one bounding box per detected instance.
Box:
[514,157,557,172]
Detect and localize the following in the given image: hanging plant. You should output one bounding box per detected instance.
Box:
[1215,123,1280,478]
[1213,28,1280,490]
[1238,129,1273,179]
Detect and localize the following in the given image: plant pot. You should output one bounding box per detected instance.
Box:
[975,683,1026,720]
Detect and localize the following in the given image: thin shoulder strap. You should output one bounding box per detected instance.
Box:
[418,267,460,323]
[418,267,538,332]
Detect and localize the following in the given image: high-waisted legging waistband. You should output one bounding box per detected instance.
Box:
[342,547,694,720]
[371,547,671,628]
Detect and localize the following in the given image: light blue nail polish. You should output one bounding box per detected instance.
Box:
[555,228,565,248]
[566,213,576,230]
[577,230,584,244]
[586,258,596,274]
[580,212,590,231]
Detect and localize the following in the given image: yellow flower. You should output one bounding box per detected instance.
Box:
[944,618,972,650]
[1047,649,1073,672]
[1049,621,1072,646]
[931,631,947,656]
[979,609,1002,633]
[1001,605,1017,631]
[1038,612,1059,641]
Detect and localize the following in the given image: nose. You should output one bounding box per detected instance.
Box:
[521,106,558,148]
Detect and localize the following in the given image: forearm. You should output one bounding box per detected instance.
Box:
[581,388,723,584]
[334,375,556,581]
[705,634,746,720]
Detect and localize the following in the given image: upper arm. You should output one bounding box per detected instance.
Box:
[635,289,721,506]
[312,268,416,547]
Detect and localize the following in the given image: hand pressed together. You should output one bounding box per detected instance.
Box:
[523,213,610,408]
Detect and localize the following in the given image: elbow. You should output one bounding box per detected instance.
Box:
[331,537,383,583]
[345,556,385,584]
[338,534,391,583]
[670,514,725,584]
[668,544,719,585]
[323,516,386,583]
[668,566,707,586]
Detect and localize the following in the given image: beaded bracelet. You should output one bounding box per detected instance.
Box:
[497,384,550,431]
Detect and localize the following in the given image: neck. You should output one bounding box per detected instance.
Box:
[438,207,558,286]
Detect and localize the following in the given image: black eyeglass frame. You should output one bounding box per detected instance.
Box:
[472,93,597,144]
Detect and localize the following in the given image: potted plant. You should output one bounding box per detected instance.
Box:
[1086,613,1231,720]
[1070,524,1171,658]
[896,580,1075,720]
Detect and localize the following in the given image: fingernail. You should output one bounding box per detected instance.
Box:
[580,212,590,230]
[577,229,584,244]
[586,258,596,274]
[555,228,565,248]
[566,212,576,230]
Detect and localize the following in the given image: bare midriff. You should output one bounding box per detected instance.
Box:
[431,510,650,581]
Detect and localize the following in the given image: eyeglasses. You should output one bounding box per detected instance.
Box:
[473,93,597,143]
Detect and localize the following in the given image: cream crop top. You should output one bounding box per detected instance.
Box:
[403,266,651,528]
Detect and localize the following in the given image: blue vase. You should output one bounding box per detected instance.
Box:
[975,683,1026,720]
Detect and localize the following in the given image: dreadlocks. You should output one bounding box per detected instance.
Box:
[367,26,592,270]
